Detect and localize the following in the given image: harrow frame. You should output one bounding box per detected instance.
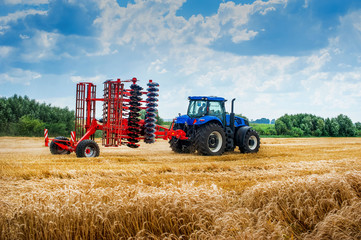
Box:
[45,78,187,157]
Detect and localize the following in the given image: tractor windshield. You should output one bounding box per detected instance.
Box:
[187,100,207,118]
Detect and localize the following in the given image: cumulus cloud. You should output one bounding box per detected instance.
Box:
[0,68,41,85]
[93,0,287,52]
[20,30,60,61]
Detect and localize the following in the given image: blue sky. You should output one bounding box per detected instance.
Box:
[1,0,361,122]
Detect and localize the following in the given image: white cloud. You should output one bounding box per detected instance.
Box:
[230,29,258,43]
[0,68,41,85]
[70,75,107,84]
[0,9,47,36]
[148,59,167,74]
[4,0,49,4]
[19,34,30,39]
[21,31,60,61]
[93,0,287,53]
[0,46,13,57]
[260,7,276,15]
[0,9,47,25]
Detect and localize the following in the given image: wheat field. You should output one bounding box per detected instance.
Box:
[1,137,361,239]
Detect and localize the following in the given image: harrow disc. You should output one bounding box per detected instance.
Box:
[128,121,140,128]
[146,107,157,113]
[147,82,159,87]
[146,102,158,108]
[129,112,141,118]
[145,112,156,118]
[145,128,156,134]
[145,123,156,128]
[129,106,141,112]
[130,90,142,97]
[147,87,159,92]
[147,92,159,97]
[131,84,143,91]
[127,143,139,148]
[128,138,140,143]
[146,97,158,102]
[129,101,142,107]
[130,96,142,102]
[128,133,139,138]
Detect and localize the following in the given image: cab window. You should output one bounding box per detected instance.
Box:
[187,100,207,118]
[208,101,224,119]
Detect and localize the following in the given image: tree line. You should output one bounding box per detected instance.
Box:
[275,113,361,137]
[0,95,74,137]
[0,95,360,137]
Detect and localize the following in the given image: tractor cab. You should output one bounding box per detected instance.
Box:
[187,96,226,125]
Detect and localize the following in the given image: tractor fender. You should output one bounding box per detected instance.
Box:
[235,126,252,146]
[193,116,223,127]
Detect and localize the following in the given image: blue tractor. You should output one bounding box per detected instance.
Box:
[169,96,260,156]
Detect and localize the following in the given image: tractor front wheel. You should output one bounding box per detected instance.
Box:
[169,137,194,154]
[76,139,100,158]
[195,123,226,156]
[50,136,71,155]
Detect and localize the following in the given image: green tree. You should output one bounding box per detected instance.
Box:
[336,114,356,137]
[329,119,340,136]
[275,119,288,135]
[18,115,45,137]
[291,127,304,137]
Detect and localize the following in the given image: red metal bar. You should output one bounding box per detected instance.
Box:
[86,83,92,129]
[44,129,49,147]
[77,119,102,145]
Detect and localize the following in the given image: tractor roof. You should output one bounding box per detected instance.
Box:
[188,96,226,102]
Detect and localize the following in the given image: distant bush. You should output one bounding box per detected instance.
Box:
[0,95,74,137]
[275,113,356,137]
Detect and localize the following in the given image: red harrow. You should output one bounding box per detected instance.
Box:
[45,78,187,157]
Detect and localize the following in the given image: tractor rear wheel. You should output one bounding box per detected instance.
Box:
[195,123,226,156]
[50,136,71,155]
[76,139,100,158]
[238,129,260,153]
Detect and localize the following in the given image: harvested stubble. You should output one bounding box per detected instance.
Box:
[1,137,361,239]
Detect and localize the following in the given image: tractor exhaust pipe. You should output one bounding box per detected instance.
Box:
[230,98,236,134]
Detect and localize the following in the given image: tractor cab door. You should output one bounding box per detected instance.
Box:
[208,101,226,125]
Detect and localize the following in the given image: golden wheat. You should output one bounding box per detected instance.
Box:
[1,137,361,239]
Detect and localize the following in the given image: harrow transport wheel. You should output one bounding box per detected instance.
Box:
[76,139,100,158]
[50,136,71,155]
[239,129,260,153]
[195,123,226,156]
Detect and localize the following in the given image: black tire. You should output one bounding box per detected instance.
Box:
[238,129,260,153]
[76,139,100,158]
[169,137,194,154]
[195,123,226,156]
[50,136,71,155]
[225,138,235,152]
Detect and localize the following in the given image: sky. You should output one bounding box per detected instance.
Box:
[1,0,361,122]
